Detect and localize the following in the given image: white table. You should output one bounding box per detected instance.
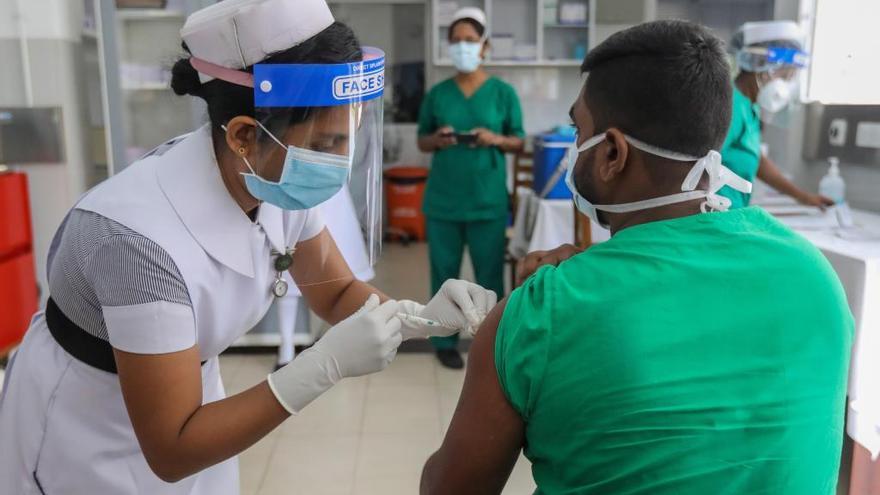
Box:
[770,206,880,459]
[509,189,609,258]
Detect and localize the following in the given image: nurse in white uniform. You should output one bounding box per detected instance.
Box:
[0,1,496,494]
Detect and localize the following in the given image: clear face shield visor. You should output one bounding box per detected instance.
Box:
[737,45,808,123]
[253,48,385,287]
[195,47,385,290]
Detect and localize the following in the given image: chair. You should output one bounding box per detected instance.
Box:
[506,150,534,291]
[510,150,534,218]
[573,209,592,249]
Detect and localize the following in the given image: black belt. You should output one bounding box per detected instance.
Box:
[45,297,207,374]
[46,297,119,373]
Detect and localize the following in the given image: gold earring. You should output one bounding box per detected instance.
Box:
[238,147,246,155]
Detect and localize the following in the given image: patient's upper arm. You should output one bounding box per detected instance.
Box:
[420,300,526,495]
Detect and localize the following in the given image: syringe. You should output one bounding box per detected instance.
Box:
[395,313,456,329]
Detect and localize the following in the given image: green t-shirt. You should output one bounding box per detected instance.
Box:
[496,207,853,495]
[417,77,524,221]
[719,87,762,209]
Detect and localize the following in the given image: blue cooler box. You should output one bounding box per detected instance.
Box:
[533,133,576,199]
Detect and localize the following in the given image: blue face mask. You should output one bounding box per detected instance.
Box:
[236,123,351,211]
[449,42,483,73]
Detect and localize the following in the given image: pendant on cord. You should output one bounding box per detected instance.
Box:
[271,247,294,298]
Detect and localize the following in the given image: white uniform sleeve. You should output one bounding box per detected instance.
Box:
[83,233,196,354]
[102,302,196,354]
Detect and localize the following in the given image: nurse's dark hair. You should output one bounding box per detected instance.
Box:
[170,22,361,136]
[448,18,485,40]
[580,20,732,159]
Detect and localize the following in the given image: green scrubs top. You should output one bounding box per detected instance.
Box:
[417,77,524,221]
[496,207,853,495]
[719,87,762,208]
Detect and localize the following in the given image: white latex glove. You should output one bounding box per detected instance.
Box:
[398,279,497,340]
[268,294,402,414]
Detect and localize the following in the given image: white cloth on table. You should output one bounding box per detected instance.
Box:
[509,189,609,259]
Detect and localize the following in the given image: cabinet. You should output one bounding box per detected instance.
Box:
[432,0,594,67]
[115,7,203,165]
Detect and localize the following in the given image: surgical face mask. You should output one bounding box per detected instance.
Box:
[449,42,483,73]
[564,132,753,229]
[231,123,351,211]
[757,77,794,113]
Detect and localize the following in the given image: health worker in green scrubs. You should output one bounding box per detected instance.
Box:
[421,21,853,495]
[720,20,833,209]
[417,6,524,369]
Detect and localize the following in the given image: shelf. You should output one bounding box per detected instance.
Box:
[544,23,589,28]
[117,9,185,21]
[122,82,170,91]
[435,59,583,67]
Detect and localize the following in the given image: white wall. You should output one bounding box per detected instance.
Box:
[764,0,880,212]
[1,0,91,302]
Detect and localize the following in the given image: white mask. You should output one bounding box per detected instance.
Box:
[757,78,793,113]
[564,133,754,229]
[449,42,483,73]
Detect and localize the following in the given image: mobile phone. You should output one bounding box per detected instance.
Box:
[455,132,478,145]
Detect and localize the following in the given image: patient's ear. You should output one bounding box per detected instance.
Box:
[596,128,629,183]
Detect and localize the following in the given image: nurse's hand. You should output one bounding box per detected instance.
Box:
[399,280,498,339]
[432,126,457,150]
[472,127,501,147]
[268,295,402,414]
[516,244,583,286]
[797,192,835,210]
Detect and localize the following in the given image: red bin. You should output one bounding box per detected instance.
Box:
[384,166,429,242]
[0,172,38,356]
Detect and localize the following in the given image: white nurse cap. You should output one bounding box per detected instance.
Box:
[452,6,487,30]
[181,0,334,83]
[740,20,803,47]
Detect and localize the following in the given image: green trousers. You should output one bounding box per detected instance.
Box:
[426,216,507,350]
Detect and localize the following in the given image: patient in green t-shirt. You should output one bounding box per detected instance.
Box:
[419,20,853,495]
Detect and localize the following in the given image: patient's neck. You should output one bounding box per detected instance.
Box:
[607,200,705,235]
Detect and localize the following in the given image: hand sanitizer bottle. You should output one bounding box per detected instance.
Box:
[819,157,845,204]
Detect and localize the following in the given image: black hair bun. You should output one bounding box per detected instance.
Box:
[170,57,202,97]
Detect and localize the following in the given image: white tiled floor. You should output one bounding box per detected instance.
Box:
[222,352,537,495]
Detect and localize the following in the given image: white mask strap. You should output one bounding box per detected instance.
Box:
[623,135,753,211]
[575,131,754,214]
[254,120,287,149]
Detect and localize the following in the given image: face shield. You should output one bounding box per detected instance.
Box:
[737,45,807,118]
[233,47,384,266]
[194,47,385,287]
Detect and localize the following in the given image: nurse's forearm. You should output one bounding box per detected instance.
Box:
[496,135,524,153]
[757,154,810,202]
[321,279,389,324]
[116,348,290,484]
[418,135,438,152]
[159,381,289,482]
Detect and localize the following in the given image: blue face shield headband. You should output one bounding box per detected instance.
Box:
[737,45,808,72]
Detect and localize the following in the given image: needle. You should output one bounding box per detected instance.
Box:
[396,313,456,329]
